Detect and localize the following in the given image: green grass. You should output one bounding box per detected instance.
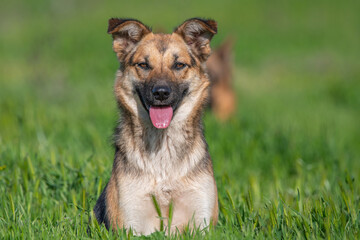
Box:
[1,0,360,238]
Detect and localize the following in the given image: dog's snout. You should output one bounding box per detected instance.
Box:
[152,86,171,101]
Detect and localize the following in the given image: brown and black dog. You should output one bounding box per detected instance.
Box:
[94,18,218,235]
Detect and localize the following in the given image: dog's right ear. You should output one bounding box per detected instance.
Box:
[108,18,151,62]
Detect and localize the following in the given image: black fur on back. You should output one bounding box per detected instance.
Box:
[93,184,110,229]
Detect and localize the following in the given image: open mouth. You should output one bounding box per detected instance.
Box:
[136,85,188,129]
[136,88,174,129]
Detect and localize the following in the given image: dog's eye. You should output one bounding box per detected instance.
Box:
[173,62,187,70]
[137,62,151,70]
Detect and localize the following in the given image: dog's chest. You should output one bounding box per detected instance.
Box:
[127,126,204,180]
[116,125,211,234]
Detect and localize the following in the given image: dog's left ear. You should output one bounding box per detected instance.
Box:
[174,18,217,62]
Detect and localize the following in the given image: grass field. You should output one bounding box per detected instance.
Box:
[1,0,360,238]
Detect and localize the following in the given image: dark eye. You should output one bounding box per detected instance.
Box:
[173,62,187,70]
[137,62,151,70]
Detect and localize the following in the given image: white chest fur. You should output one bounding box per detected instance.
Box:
[116,124,216,235]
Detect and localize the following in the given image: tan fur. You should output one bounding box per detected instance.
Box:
[94,18,219,236]
[105,175,123,229]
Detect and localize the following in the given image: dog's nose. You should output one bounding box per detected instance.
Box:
[152,86,171,101]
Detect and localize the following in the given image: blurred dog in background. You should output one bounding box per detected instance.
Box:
[206,37,236,121]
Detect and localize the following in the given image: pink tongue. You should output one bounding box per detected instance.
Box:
[149,106,173,129]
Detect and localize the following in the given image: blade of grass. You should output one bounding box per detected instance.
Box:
[151,195,164,231]
[168,200,174,236]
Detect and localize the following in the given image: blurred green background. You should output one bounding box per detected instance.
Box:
[1,0,360,238]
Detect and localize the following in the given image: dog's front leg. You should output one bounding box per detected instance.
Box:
[169,174,218,233]
[118,177,162,235]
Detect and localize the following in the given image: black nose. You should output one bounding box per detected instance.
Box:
[152,86,171,101]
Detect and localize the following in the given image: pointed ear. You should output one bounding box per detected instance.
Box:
[174,18,217,62]
[108,18,151,62]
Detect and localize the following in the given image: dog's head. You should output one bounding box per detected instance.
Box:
[108,18,217,129]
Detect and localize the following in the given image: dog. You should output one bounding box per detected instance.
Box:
[94,18,218,235]
[206,37,236,121]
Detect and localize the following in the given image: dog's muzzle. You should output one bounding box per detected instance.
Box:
[135,81,189,129]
